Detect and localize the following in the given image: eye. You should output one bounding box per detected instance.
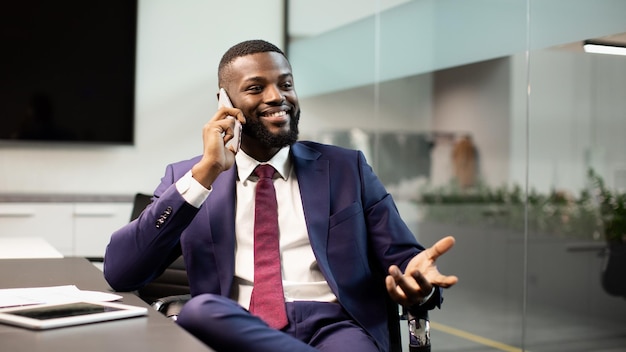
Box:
[281,81,293,90]
[246,85,263,93]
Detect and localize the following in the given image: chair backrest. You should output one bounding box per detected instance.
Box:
[129,193,153,222]
[130,193,191,304]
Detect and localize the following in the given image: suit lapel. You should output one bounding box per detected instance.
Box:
[291,143,338,294]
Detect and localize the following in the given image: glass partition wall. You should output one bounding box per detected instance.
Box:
[288,0,626,350]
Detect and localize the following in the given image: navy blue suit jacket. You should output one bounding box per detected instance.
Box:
[104,141,440,351]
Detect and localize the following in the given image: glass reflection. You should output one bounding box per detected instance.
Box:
[288,0,626,350]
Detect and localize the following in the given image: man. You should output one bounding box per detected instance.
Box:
[104,39,458,352]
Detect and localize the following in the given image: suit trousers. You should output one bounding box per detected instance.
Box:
[176,294,380,352]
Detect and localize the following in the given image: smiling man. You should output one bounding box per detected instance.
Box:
[104,40,457,352]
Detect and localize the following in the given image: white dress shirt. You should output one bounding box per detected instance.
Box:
[176,146,336,308]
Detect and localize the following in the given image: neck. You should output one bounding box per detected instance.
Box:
[240,138,281,162]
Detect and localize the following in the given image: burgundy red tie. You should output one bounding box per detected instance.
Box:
[249,164,288,329]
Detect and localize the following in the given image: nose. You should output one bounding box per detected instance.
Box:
[264,85,285,105]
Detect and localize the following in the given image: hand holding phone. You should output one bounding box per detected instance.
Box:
[218,88,242,153]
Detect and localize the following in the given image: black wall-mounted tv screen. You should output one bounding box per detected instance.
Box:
[1,1,137,145]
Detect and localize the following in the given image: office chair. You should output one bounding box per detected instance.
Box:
[129,193,153,222]
[129,193,429,351]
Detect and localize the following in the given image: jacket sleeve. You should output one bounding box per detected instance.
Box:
[103,162,200,291]
[356,150,444,309]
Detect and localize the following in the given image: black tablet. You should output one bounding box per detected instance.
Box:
[0,301,148,330]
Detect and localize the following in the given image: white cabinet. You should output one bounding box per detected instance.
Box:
[0,202,133,257]
[0,203,75,255]
[73,203,133,258]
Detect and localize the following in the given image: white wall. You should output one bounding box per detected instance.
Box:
[0,0,284,195]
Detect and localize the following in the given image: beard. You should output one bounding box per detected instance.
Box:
[242,109,300,149]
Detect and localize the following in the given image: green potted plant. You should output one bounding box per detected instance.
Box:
[587,168,626,297]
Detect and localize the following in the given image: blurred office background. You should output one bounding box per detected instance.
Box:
[1,1,625,350]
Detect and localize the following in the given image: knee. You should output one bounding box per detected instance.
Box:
[177,294,261,348]
[175,295,199,328]
[177,294,245,331]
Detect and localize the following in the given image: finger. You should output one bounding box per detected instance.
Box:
[388,265,412,289]
[410,270,433,294]
[386,266,408,296]
[385,275,404,302]
[220,107,245,124]
[400,270,434,306]
[386,274,417,307]
[390,266,429,304]
[425,236,456,260]
[203,121,226,143]
[431,273,459,288]
[216,115,239,136]
[388,265,402,279]
[223,116,236,136]
[235,110,245,124]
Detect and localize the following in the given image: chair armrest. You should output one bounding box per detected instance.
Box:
[151,294,192,320]
[404,307,431,351]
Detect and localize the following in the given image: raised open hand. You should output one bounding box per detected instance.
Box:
[385,236,458,307]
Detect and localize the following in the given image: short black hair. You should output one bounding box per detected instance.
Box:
[218,40,288,87]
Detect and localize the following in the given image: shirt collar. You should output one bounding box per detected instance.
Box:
[236,146,291,182]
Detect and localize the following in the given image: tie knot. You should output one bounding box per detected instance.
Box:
[254,164,275,180]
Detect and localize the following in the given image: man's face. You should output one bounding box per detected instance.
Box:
[222,52,300,149]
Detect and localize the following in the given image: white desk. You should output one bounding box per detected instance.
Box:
[0,237,64,259]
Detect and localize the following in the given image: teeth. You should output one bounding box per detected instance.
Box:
[264,111,287,118]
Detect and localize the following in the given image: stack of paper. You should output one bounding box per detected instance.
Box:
[0,285,122,308]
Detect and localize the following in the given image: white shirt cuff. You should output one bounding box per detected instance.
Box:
[419,286,436,306]
[175,170,211,208]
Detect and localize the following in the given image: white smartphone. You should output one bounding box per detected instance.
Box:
[218,88,242,153]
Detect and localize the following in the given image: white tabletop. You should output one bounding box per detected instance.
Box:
[0,237,63,259]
